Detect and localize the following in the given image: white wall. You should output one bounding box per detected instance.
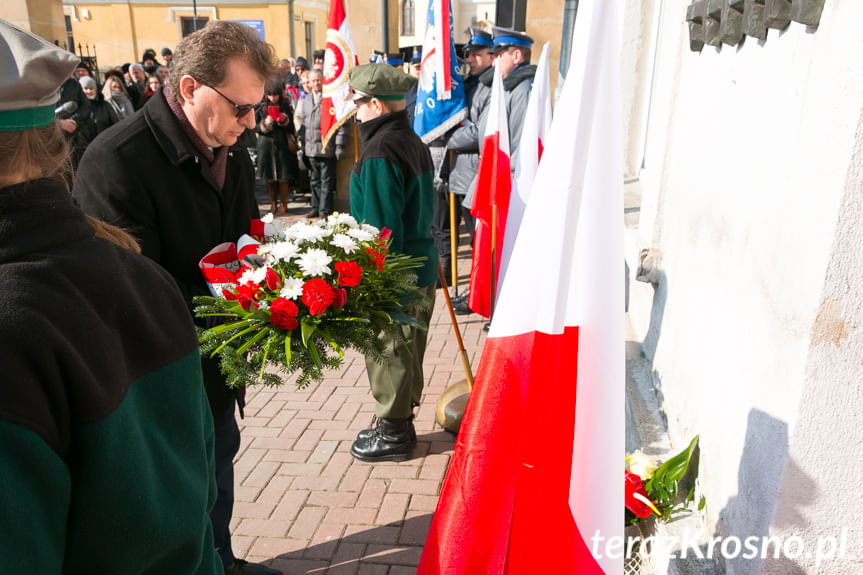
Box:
[625,1,863,572]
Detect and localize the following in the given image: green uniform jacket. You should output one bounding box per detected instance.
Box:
[350,109,437,287]
[0,179,220,574]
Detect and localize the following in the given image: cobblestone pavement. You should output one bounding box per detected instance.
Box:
[232,193,486,574]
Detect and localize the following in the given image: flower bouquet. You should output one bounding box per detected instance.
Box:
[625,435,704,526]
[193,213,430,388]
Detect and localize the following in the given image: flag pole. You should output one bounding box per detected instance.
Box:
[434,260,474,433]
[489,200,497,323]
[448,152,458,297]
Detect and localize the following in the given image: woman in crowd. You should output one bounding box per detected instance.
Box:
[79,75,119,142]
[255,76,298,214]
[0,19,221,574]
[143,73,162,105]
[102,73,135,119]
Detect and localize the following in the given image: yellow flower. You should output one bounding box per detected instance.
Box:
[627,449,659,480]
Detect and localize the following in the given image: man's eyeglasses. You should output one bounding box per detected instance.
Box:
[199,80,264,119]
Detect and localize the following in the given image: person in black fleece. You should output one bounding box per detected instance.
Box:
[0,18,220,574]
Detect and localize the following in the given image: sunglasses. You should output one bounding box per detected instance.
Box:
[199,80,265,119]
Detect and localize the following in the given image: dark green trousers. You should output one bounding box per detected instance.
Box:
[366,284,436,418]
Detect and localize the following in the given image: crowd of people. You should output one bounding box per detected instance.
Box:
[1,14,537,574]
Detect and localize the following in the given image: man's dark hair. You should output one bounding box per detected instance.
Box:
[510,46,531,62]
[168,20,277,103]
[313,49,325,62]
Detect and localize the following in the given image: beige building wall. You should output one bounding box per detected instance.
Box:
[1,0,67,46]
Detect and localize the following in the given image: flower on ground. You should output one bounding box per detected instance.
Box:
[269,297,299,330]
[297,248,332,276]
[330,234,359,254]
[335,261,363,287]
[301,278,335,316]
[279,277,304,300]
[625,470,661,518]
[627,449,659,480]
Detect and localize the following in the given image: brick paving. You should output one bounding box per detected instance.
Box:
[232,194,486,574]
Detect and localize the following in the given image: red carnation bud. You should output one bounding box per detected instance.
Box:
[379,227,392,240]
[333,287,347,309]
[265,267,281,291]
[222,289,237,301]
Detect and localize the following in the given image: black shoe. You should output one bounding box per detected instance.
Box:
[351,418,416,462]
[357,415,417,442]
[451,290,468,305]
[453,298,473,315]
[224,559,282,575]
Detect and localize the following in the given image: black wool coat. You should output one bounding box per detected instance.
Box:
[73,91,260,424]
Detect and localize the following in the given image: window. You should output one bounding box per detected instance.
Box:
[181,16,208,38]
[402,0,415,36]
[304,21,314,61]
[65,15,75,52]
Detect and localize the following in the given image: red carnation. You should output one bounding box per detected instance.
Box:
[332,287,347,309]
[379,227,392,241]
[366,247,385,271]
[269,297,299,330]
[265,267,281,291]
[301,278,336,316]
[335,261,362,287]
[235,282,262,312]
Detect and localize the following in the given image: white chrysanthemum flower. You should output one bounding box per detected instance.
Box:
[327,212,359,228]
[330,233,359,254]
[257,300,270,310]
[361,223,380,236]
[260,213,274,224]
[266,240,300,263]
[297,248,332,276]
[237,266,267,285]
[346,227,374,242]
[291,222,331,243]
[279,277,304,300]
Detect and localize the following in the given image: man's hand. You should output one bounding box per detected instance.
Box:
[58,118,77,133]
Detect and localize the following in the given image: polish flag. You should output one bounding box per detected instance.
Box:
[467,64,510,319]
[321,0,358,148]
[496,42,553,291]
[417,1,624,573]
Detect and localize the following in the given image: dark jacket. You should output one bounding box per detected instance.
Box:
[298,92,346,158]
[446,66,492,199]
[350,109,437,288]
[73,91,260,423]
[81,93,119,144]
[0,178,220,574]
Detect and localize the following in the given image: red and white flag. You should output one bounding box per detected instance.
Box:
[321,0,358,148]
[467,64,510,319]
[497,41,552,290]
[417,1,624,573]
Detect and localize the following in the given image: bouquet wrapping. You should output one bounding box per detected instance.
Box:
[194,214,429,388]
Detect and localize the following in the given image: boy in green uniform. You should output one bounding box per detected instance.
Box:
[348,64,438,462]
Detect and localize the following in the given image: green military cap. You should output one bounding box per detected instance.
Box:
[0,18,79,131]
[349,63,417,102]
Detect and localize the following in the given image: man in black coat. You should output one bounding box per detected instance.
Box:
[73,21,282,575]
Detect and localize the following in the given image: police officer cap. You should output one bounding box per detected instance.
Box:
[464,27,493,53]
[0,18,79,132]
[385,52,404,67]
[349,64,416,101]
[489,26,534,53]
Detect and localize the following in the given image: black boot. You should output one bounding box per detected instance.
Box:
[357,415,417,442]
[351,418,416,462]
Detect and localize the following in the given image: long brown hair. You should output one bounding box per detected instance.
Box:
[0,123,141,253]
